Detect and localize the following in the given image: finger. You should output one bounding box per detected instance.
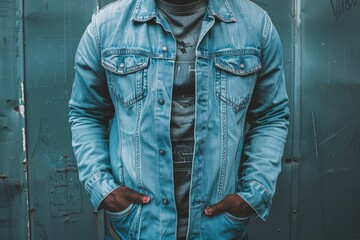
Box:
[204,196,233,217]
[125,188,151,204]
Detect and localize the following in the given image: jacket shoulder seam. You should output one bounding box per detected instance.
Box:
[261,11,272,51]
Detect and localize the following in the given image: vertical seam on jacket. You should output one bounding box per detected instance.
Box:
[261,11,271,52]
[224,0,235,19]
[92,15,106,81]
[217,72,228,201]
[135,99,143,188]
[132,0,142,20]
[92,15,102,58]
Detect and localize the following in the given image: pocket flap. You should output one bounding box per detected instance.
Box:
[214,49,262,76]
[102,53,149,75]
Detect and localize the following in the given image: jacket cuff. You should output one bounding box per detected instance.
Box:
[84,171,121,211]
[237,181,272,221]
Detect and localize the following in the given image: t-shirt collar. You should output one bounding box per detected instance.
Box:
[131,0,236,23]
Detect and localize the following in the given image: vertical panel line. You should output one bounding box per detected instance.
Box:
[291,0,302,239]
[16,0,30,238]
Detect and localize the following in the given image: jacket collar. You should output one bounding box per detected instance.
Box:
[131,0,236,23]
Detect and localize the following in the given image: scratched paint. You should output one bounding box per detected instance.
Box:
[298,0,360,239]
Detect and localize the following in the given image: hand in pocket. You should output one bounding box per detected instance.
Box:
[100,186,151,212]
[204,194,254,218]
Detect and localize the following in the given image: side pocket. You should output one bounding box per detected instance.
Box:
[224,211,251,224]
[109,223,121,240]
[106,204,138,239]
[202,213,249,240]
[106,203,135,218]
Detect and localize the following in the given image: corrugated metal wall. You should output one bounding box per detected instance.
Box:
[24,0,103,239]
[0,0,359,239]
[298,0,360,239]
[0,0,27,239]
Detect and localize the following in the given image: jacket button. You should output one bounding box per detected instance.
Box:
[162,198,169,205]
[159,149,166,155]
[158,98,165,105]
[119,63,125,68]
[162,46,168,52]
[239,63,245,69]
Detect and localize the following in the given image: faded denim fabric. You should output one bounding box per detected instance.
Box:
[69,0,289,239]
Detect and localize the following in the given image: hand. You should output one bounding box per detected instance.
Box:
[100,186,151,212]
[204,194,254,218]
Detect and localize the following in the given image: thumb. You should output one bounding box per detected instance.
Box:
[124,187,151,205]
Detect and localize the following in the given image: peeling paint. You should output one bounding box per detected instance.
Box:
[19,105,25,118]
[27,220,30,240]
[96,0,100,12]
[22,127,26,152]
[0,174,8,179]
[20,81,25,104]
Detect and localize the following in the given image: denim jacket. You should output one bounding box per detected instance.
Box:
[69,0,289,239]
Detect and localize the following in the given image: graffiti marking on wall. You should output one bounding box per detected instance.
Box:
[330,0,357,21]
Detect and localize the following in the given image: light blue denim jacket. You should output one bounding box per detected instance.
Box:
[69,0,289,239]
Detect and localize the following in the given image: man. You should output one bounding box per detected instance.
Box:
[69,0,289,239]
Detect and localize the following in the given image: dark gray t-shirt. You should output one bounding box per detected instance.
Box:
[156,0,207,237]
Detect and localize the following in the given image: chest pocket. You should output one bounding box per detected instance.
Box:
[214,49,262,112]
[101,50,149,107]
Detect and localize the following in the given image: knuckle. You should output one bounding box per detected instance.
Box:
[212,206,218,213]
[131,192,142,202]
[136,193,144,203]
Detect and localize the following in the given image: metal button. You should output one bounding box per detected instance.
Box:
[159,149,166,155]
[119,63,125,68]
[158,98,165,105]
[162,46,168,52]
[162,198,169,205]
[239,63,245,69]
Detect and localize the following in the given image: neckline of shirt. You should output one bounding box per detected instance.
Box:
[156,0,208,15]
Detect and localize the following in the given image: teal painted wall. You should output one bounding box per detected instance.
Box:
[0,0,359,239]
[0,0,27,239]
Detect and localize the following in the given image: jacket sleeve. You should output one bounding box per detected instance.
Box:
[237,12,290,221]
[68,16,120,210]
